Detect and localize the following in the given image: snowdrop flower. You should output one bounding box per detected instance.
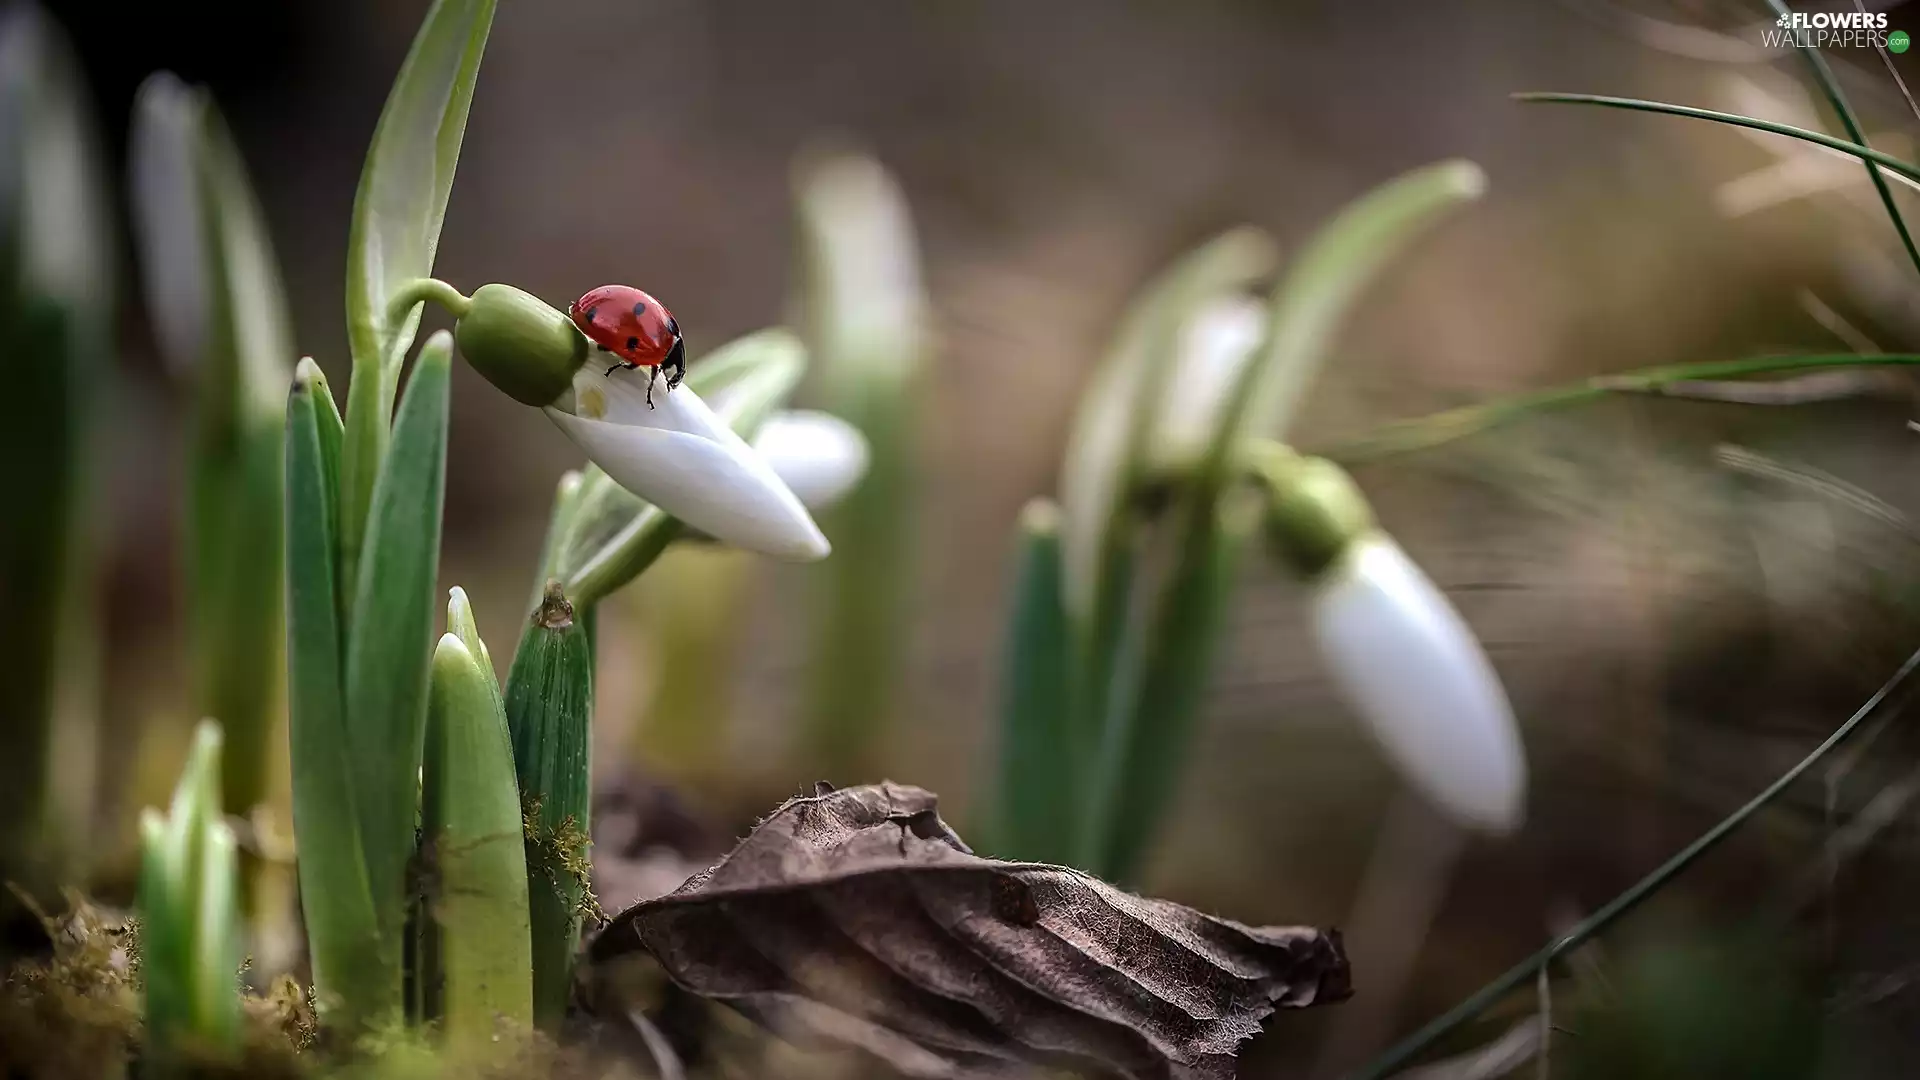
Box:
[545,363,830,561]
[1261,451,1527,834]
[1151,295,1268,470]
[450,283,830,560]
[751,409,871,511]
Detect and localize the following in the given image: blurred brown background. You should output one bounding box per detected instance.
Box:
[41,0,1920,1073]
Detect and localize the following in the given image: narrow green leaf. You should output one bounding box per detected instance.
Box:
[132,77,295,815]
[446,585,500,708]
[1056,231,1275,780]
[1058,228,1276,626]
[792,154,930,777]
[1081,500,1251,883]
[138,808,189,1054]
[339,0,495,612]
[1320,353,1920,463]
[189,820,241,1049]
[168,720,223,849]
[1766,0,1920,279]
[1210,160,1483,483]
[504,582,594,1029]
[1515,93,1920,186]
[557,329,807,607]
[284,361,385,1027]
[425,630,533,1043]
[140,721,241,1061]
[343,331,451,980]
[988,500,1076,862]
[531,469,583,600]
[0,4,109,898]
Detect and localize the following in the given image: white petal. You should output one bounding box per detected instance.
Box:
[547,368,829,561]
[1151,295,1267,467]
[752,410,871,511]
[1310,536,1526,834]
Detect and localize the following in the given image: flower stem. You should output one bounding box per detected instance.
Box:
[1513,93,1920,186]
[387,277,472,326]
[1321,353,1920,463]
[1346,644,1920,1080]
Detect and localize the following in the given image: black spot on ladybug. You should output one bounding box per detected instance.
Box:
[584,306,597,324]
[666,315,679,336]
[632,301,648,318]
[626,336,640,351]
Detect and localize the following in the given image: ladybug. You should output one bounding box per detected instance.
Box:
[568,285,687,408]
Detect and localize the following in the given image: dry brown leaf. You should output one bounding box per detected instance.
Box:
[587,782,1350,1079]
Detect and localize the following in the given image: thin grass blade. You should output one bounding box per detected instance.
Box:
[1766,0,1920,278]
[1515,93,1920,186]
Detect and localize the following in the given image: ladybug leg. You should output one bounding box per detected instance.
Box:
[604,356,636,378]
[663,336,688,391]
[645,365,658,409]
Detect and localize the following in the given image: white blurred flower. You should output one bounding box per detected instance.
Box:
[751,409,870,511]
[545,365,830,561]
[1151,295,1267,468]
[1309,533,1527,834]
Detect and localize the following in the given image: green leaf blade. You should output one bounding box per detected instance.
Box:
[0,4,111,896]
[793,154,931,778]
[1058,228,1277,627]
[504,583,594,1029]
[132,77,296,814]
[188,820,242,1048]
[140,721,242,1061]
[1081,501,1250,883]
[1216,160,1484,476]
[987,500,1077,863]
[284,361,386,1027]
[1057,231,1276,780]
[425,629,533,1042]
[339,0,495,608]
[343,331,451,966]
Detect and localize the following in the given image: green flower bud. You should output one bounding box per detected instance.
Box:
[1253,449,1375,579]
[454,283,587,406]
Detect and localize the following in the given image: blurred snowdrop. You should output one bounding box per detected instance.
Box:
[1150,295,1267,470]
[1311,534,1526,833]
[1260,451,1527,834]
[545,363,830,561]
[752,409,871,511]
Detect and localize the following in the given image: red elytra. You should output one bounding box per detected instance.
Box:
[568,284,687,406]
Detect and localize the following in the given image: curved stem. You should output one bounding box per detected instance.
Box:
[1514,93,1920,187]
[1347,644,1920,1080]
[387,277,472,325]
[1321,353,1920,464]
[1764,0,1920,279]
